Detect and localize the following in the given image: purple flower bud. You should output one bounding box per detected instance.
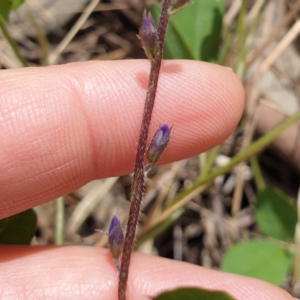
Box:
[139,12,157,60]
[147,124,171,167]
[168,0,191,15]
[108,215,124,259]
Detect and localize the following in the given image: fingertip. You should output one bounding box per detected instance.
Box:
[129,252,292,300]
[0,246,291,300]
[159,61,244,162]
[0,60,244,217]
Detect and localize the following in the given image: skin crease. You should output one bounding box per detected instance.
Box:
[0,60,293,299]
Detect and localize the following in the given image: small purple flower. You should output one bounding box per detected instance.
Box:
[139,12,157,60]
[108,215,124,259]
[147,124,171,167]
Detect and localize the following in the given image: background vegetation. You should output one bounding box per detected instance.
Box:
[1,0,300,298]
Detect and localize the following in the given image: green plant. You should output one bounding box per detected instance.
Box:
[150,0,224,61]
[0,0,27,66]
[115,1,234,299]
[132,0,300,295]
[1,1,299,299]
[152,287,235,300]
[221,187,297,286]
[0,209,37,245]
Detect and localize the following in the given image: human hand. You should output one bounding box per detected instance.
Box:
[0,60,292,299]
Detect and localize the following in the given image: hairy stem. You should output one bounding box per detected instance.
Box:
[118,1,171,299]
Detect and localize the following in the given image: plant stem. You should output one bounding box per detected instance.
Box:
[168,109,300,208]
[25,5,49,66]
[136,110,300,244]
[0,20,28,67]
[55,196,64,245]
[250,156,265,191]
[118,1,171,299]
[198,145,220,180]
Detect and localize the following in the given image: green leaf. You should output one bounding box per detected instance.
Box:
[0,0,11,22]
[150,0,225,61]
[152,287,235,300]
[12,0,24,10]
[0,209,37,244]
[221,239,292,286]
[255,187,297,241]
[0,0,24,22]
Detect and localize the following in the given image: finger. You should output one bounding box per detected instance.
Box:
[0,60,244,218]
[0,246,292,300]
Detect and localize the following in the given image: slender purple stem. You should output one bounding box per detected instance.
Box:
[118,1,171,299]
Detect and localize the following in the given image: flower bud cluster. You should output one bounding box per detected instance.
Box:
[108,215,124,259]
[145,124,171,172]
[108,215,124,274]
[139,12,157,60]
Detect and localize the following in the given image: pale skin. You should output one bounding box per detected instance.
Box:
[0,60,293,299]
